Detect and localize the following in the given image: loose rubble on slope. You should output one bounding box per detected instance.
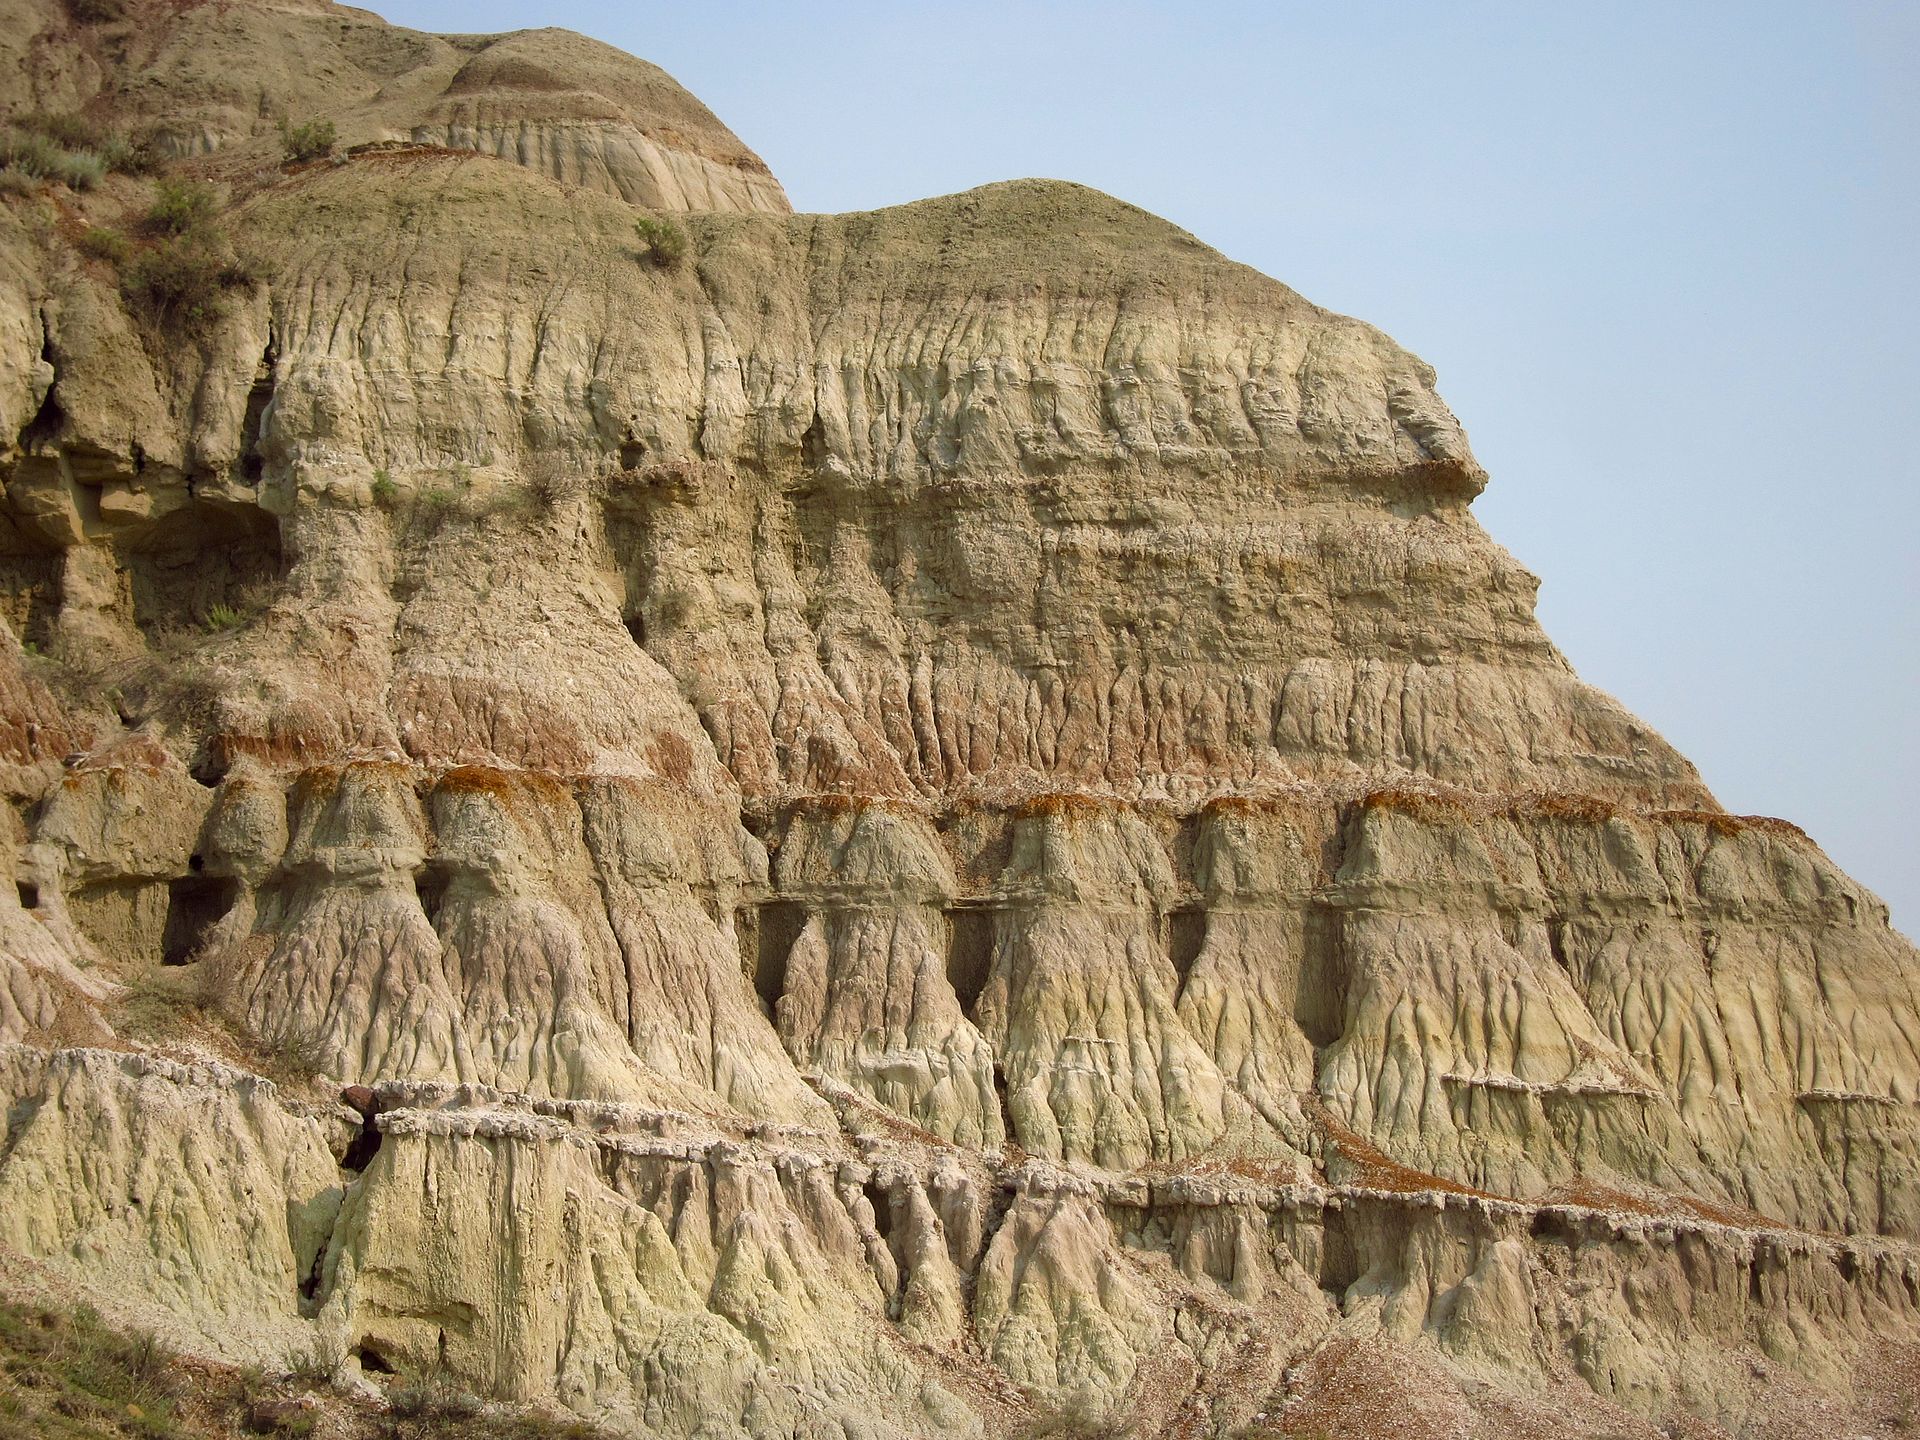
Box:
[0,1,1916,1436]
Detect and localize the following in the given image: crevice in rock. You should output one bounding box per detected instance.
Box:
[751,899,804,1015]
[340,1085,384,1172]
[1295,906,1344,1049]
[863,1176,894,1247]
[990,1060,1013,1150]
[20,315,62,451]
[1167,904,1206,996]
[1529,1208,1578,1246]
[188,741,229,788]
[413,864,449,930]
[161,874,238,965]
[297,1247,324,1305]
[15,880,37,911]
[1544,916,1570,971]
[976,1173,1019,1271]
[945,904,994,1017]
[236,334,276,484]
[799,410,827,470]
[1318,1206,1357,1299]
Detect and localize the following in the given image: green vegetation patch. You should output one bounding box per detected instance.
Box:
[633,213,687,268]
[278,118,337,164]
[0,111,161,192]
[121,179,258,331]
[0,1294,625,1439]
[0,1299,182,1439]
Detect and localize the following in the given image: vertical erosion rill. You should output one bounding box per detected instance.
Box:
[0,1,1915,1435]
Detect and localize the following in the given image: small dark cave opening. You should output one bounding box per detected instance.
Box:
[413,865,449,930]
[340,1084,385,1173]
[800,411,828,469]
[21,329,63,452]
[188,741,230,789]
[1167,906,1207,991]
[298,1249,325,1303]
[15,880,37,911]
[863,1177,894,1245]
[125,503,284,640]
[944,906,995,1016]
[161,874,239,965]
[1318,1207,1359,1299]
[751,900,805,1015]
[1528,1208,1581,1247]
[236,337,277,485]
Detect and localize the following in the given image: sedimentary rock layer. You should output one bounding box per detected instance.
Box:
[0,2,1914,1436]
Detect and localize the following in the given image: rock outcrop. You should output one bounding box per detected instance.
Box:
[0,2,1915,1436]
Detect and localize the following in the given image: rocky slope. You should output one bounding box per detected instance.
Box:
[1,2,1917,1436]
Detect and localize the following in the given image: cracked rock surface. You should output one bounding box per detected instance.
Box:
[0,2,1916,1435]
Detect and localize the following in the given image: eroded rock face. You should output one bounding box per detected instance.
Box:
[0,3,1915,1437]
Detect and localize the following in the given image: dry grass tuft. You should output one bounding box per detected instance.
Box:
[1652,809,1809,843]
[1357,785,1476,824]
[1307,1098,1495,1200]
[1013,792,1112,821]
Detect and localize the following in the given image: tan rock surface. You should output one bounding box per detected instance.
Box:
[0,3,1915,1436]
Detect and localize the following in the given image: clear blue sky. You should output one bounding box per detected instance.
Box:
[378,1,1918,931]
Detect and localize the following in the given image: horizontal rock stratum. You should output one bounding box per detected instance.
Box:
[0,2,1916,1436]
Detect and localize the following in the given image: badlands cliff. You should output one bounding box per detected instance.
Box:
[0,2,1916,1436]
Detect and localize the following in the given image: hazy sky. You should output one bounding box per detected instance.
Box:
[379,1,1918,930]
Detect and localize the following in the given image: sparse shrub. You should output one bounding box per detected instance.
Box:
[633,213,687,268]
[287,1332,344,1387]
[387,1382,432,1419]
[474,484,541,524]
[278,116,337,163]
[46,142,105,189]
[0,167,36,197]
[126,234,249,327]
[525,454,579,510]
[116,961,219,1043]
[0,1301,182,1438]
[204,601,244,631]
[77,224,130,264]
[0,126,105,189]
[125,180,256,329]
[1013,1393,1109,1439]
[144,176,218,236]
[388,1371,484,1422]
[371,468,398,507]
[259,1022,332,1086]
[16,110,108,151]
[1,112,153,189]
